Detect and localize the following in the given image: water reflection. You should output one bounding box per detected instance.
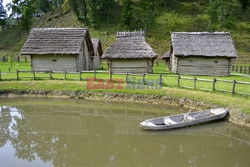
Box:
[0,99,250,167]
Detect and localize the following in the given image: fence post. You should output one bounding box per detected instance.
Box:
[33,70,35,80]
[143,73,145,84]
[248,66,250,75]
[49,69,52,80]
[94,70,96,81]
[231,80,236,96]
[126,72,128,82]
[79,71,82,81]
[0,70,1,81]
[16,70,19,80]
[17,56,20,63]
[25,57,27,63]
[64,70,67,80]
[212,78,216,91]
[194,76,197,89]
[177,75,181,87]
[160,74,163,86]
[110,71,112,81]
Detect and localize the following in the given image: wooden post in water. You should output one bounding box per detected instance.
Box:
[33,70,35,80]
[231,80,236,96]
[160,74,163,86]
[79,71,82,81]
[177,75,181,87]
[194,77,197,89]
[64,70,67,80]
[49,69,52,80]
[212,78,216,91]
[16,70,19,80]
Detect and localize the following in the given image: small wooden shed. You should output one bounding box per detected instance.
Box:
[20,28,94,72]
[91,38,103,70]
[102,31,157,74]
[165,32,237,76]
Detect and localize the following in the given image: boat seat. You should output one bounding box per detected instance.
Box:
[164,117,177,125]
[182,115,195,122]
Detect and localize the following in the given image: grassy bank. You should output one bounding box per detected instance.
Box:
[0,80,249,114]
[0,62,250,96]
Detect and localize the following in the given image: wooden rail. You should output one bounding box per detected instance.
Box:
[178,76,250,96]
[0,69,249,96]
[231,65,250,75]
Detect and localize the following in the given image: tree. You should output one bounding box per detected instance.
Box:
[206,0,240,29]
[0,0,7,29]
[20,5,34,34]
[239,0,249,13]
[7,0,35,34]
[121,0,133,28]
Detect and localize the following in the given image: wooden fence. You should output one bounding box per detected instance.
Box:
[177,76,250,96]
[0,69,249,96]
[0,56,30,63]
[231,65,250,75]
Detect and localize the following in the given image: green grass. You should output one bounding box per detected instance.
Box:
[0,2,250,63]
[0,61,249,97]
[0,80,249,114]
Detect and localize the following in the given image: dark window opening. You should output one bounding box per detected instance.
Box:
[52,59,57,62]
[214,61,218,63]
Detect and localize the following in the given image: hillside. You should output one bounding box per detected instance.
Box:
[0,2,249,63]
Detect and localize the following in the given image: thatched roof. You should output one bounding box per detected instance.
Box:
[20,28,94,56]
[102,31,157,59]
[91,38,103,56]
[171,32,236,58]
[162,51,170,60]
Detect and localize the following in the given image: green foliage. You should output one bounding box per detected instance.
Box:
[239,0,249,13]
[0,0,7,29]
[20,5,34,34]
[206,0,241,29]
[121,0,133,28]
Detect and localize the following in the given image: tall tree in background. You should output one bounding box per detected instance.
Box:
[0,0,7,29]
[239,0,249,13]
[7,0,35,33]
[133,0,160,30]
[34,0,50,13]
[206,0,240,29]
[121,0,133,28]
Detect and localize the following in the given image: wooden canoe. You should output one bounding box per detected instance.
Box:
[140,108,229,131]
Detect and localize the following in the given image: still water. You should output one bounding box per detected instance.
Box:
[0,97,249,167]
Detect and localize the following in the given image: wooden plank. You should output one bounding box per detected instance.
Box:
[236,81,250,85]
[216,79,233,83]
[197,78,213,82]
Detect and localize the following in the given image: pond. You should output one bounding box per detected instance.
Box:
[0,97,250,167]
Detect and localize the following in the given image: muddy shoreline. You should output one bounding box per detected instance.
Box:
[0,90,249,128]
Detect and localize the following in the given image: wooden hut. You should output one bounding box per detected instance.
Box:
[91,38,103,70]
[102,30,157,74]
[20,28,94,72]
[162,51,170,70]
[165,32,237,76]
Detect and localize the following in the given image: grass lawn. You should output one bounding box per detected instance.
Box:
[0,80,249,114]
[0,62,250,96]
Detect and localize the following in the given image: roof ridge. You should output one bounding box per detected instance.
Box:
[172,32,230,35]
